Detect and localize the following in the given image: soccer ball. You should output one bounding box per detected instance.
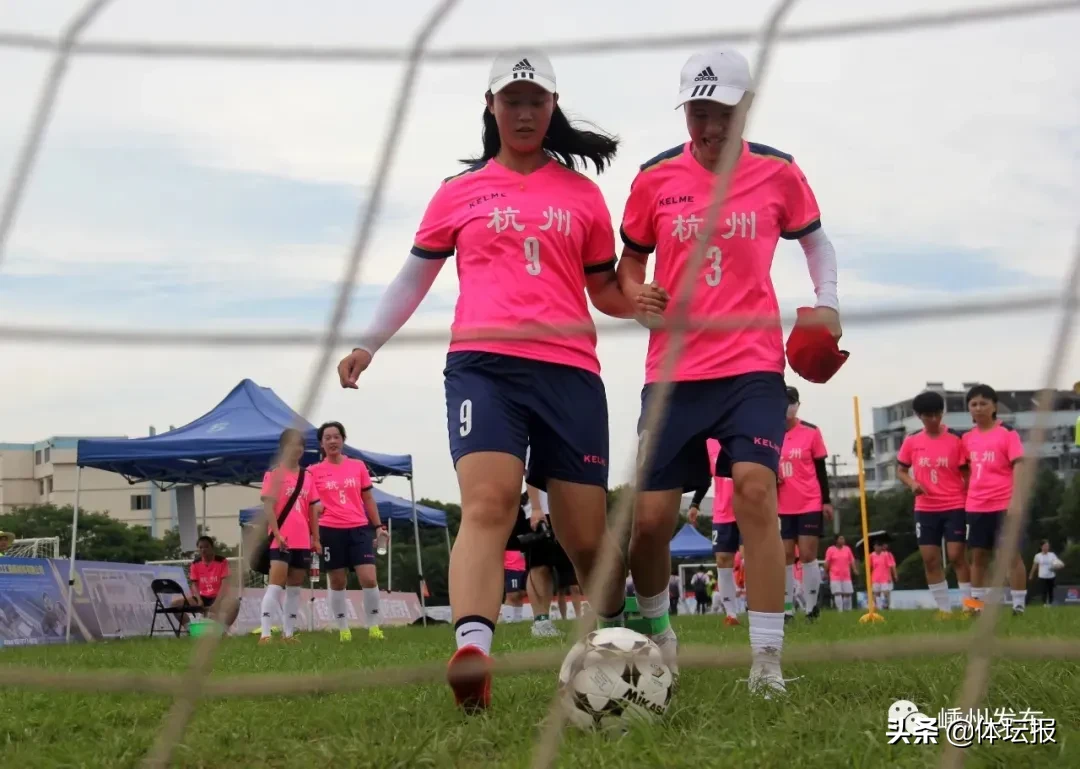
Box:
[557,627,674,732]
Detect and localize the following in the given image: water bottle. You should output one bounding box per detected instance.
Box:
[376,528,389,556]
[310,553,321,583]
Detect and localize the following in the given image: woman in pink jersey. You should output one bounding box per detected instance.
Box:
[896,389,972,615]
[824,535,856,611]
[776,387,831,621]
[960,384,1028,615]
[616,47,842,696]
[869,542,897,610]
[310,421,387,641]
[258,428,321,644]
[336,50,666,712]
[688,439,740,625]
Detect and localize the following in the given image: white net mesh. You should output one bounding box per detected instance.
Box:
[7,537,61,559]
[1,2,1079,769]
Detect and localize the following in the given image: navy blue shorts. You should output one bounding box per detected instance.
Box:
[269,547,313,570]
[780,512,823,541]
[916,510,966,546]
[712,522,741,554]
[444,352,609,489]
[966,511,1022,551]
[504,569,526,594]
[319,525,375,570]
[638,373,787,492]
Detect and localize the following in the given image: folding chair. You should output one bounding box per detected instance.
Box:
[150,578,205,638]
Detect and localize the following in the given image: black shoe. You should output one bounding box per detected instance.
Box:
[784,613,794,624]
[807,606,820,622]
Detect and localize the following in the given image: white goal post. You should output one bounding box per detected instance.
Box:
[8,537,61,559]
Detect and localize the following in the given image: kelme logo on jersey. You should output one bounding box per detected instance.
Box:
[693,66,718,82]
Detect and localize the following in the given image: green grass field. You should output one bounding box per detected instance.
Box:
[2,609,1078,769]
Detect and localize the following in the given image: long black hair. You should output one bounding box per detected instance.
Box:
[461,99,619,174]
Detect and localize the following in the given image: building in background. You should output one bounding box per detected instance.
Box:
[0,436,257,547]
[869,382,1080,492]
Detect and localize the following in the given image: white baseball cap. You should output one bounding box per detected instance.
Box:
[675,48,752,109]
[488,51,557,94]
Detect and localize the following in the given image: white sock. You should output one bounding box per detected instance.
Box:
[959,582,972,601]
[260,584,283,638]
[784,565,795,614]
[843,594,853,611]
[454,616,494,655]
[834,593,843,611]
[717,567,737,618]
[802,562,820,612]
[972,587,986,602]
[748,610,784,673]
[363,587,381,628]
[283,586,301,637]
[1011,589,1026,610]
[929,581,950,612]
[330,588,349,631]
[511,605,522,622]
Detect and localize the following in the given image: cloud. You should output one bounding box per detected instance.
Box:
[1,0,1079,507]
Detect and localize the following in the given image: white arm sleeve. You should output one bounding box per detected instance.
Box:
[799,227,839,311]
[354,254,448,356]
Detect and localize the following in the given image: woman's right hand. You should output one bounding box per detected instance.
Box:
[338,349,373,389]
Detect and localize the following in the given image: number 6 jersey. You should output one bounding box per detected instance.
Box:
[619,140,821,384]
[411,159,616,375]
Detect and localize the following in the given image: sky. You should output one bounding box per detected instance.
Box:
[1,0,1079,504]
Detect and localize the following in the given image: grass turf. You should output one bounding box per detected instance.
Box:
[1,609,1078,768]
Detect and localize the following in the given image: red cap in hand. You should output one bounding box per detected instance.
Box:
[785,306,849,384]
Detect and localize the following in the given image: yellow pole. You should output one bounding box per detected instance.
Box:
[853,396,884,623]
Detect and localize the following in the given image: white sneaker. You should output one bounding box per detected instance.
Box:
[650,626,680,683]
[748,660,787,700]
[531,619,561,638]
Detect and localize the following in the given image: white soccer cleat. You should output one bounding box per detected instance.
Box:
[748,661,787,700]
[649,626,680,681]
[531,619,561,638]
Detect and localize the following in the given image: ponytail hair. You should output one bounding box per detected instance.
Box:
[461,101,619,174]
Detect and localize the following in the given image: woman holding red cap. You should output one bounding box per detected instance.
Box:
[616,47,842,697]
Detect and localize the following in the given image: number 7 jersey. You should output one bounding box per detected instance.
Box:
[619,141,821,384]
[411,159,617,375]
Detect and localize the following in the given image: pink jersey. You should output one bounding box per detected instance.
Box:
[962,424,1024,513]
[309,458,374,528]
[824,545,855,581]
[503,550,526,572]
[896,429,968,512]
[412,159,617,375]
[260,467,320,549]
[793,557,803,583]
[706,438,736,524]
[869,551,895,583]
[777,421,828,515]
[619,141,821,384]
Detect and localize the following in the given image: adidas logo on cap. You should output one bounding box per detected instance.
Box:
[512,57,536,81]
[694,66,718,82]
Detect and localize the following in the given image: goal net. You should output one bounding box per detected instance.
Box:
[7,537,61,559]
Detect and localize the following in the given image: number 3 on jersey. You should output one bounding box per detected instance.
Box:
[704,246,722,286]
[524,237,541,275]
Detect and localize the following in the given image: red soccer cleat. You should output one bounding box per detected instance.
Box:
[447,645,492,714]
[723,615,741,626]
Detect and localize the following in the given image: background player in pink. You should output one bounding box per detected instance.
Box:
[502,550,526,623]
[896,390,972,615]
[688,439,740,625]
[336,50,666,713]
[869,541,897,610]
[824,535,856,611]
[310,421,386,642]
[258,428,321,644]
[776,387,831,621]
[615,47,842,697]
[961,384,1028,615]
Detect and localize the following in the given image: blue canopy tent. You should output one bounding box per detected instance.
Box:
[66,379,426,638]
[240,489,451,591]
[669,523,714,560]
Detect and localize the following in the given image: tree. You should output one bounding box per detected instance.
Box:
[1058,473,1080,548]
[852,436,874,462]
[0,504,174,564]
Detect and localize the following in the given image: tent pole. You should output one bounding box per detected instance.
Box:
[64,466,81,642]
[387,518,392,592]
[445,526,451,558]
[201,485,207,536]
[409,477,426,626]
